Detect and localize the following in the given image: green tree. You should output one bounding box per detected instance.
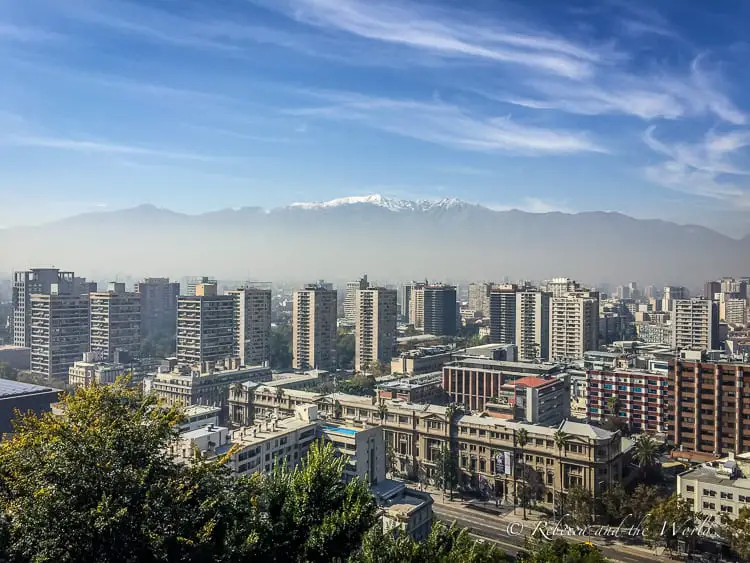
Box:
[552,430,571,518]
[721,506,750,562]
[600,482,628,524]
[352,521,511,563]
[0,381,234,562]
[337,330,356,370]
[643,495,700,555]
[628,483,662,524]
[565,486,594,527]
[520,537,609,563]
[632,434,660,478]
[270,324,293,369]
[433,444,459,501]
[515,428,529,520]
[0,382,380,563]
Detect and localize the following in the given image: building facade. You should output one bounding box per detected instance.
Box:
[344,275,369,324]
[186,276,218,297]
[355,287,397,372]
[90,283,142,362]
[13,268,75,347]
[292,284,338,370]
[549,293,599,361]
[176,288,235,366]
[672,298,719,352]
[468,282,492,318]
[226,287,272,367]
[669,359,750,457]
[68,352,124,388]
[135,277,180,336]
[30,293,90,380]
[489,285,517,345]
[515,289,550,361]
[422,285,457,337]
[587,368,669,433]
[409,287,426,330]
[678,454,750,522]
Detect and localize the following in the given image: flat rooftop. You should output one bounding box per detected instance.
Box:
[511,376,558,389]
[447,358,562,372]
[183,405,221,418]
[231,416,317,446]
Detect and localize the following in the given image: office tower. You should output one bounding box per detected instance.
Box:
[344,275,369,324]
[136,277,180,336]
[468,282,492,317]
[292,283,337,370]
[704,280,721,301]
[422,285,457,337]
[672,298,719,351]
[489,284,517,345]
[400,282,414,321]
[669,359,750,457]
[615,285,630,300]
[12,268,75,347]
[186,276,218,297]
[410,287,425,329]
[549,293,599,361]
[226,286,272,366]
[30,293,90,380]
[515,289,550,360]
[355,287,397,372]
[89,283,142,362]
[662,286,688,312]
[628,282,639,300]
[176,285,234,365]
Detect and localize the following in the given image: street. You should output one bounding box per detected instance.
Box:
[431,501,662,563]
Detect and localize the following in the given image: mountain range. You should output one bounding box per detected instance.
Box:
[1,195,746,287]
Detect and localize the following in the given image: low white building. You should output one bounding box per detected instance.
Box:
[320,421,385,486]
[178,405,222,432]
[678,452,750,521]
[68,352,124,388]
[373,479,434,541]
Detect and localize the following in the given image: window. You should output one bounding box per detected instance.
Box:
[721,492,733,500]
[686,485,695,492]
[721,505,733,513]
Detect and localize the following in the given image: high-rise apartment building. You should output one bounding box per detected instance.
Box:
[90,283,142,362]
[292,283,337,370]
[489,284,517,345]
[549,292,599,361]
[402,281,426,325]
[410,287,426,330]
[672,298,719,351]
[176,284,234,365]
[344,275,369,324]
[721,278,747,298]
[226,287,272,367]
[355,287,397,372]
[544,277,581,298]
[722,298,747,326]
[13,268,75,347]
[422,285,457,337]
[515,289,550,360]
[669,359,750,457]
[468,282,492,318]
[30,293,90,380]
[186,276,218,297]
[662,286,688,312]
[136,277,180,336]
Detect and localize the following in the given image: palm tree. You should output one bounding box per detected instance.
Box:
[606,395,620,417]
[443,403,462,500]
[516,428,529,520]
[633,434,659,476]
[553,429,571,518]
[377,402,388,422]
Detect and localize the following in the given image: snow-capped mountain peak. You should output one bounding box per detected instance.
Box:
[287,193,471,212]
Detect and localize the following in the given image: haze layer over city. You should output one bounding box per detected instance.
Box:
[1,1,750,562]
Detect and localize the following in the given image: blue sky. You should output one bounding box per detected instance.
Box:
[1,0,750,235]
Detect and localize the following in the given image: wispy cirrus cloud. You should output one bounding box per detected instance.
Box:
[644,127,750,202]
[0,23,62,43]
[3,134,225,162]
[259,0,605,79]
[286,91,604,155]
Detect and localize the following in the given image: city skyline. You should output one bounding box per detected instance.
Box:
[1,1,750,235]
